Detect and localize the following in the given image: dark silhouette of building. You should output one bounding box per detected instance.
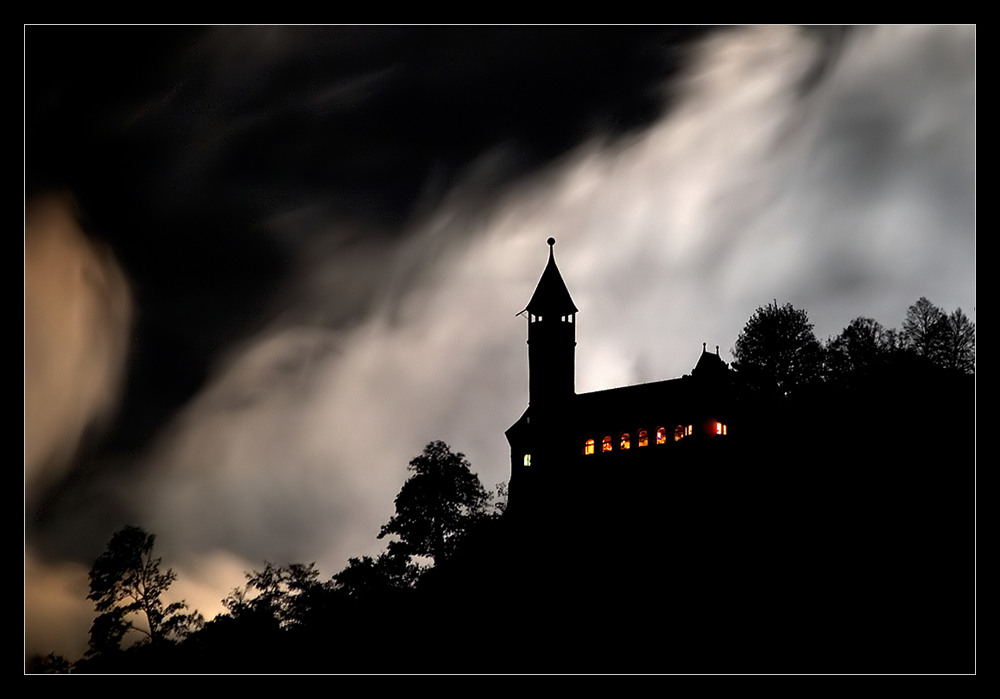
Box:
[483,239,973,674]
[505,238,734,511]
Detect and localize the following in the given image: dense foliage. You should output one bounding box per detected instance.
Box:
[732,301,824,395]
[378,440,494,565]
[732,297,975,393]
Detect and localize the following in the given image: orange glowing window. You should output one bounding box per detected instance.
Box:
[674,425,684,441]
[584,439,595,455]
[602,436,613,452]
[655,426,666,445]
[620,432,630,450]
[638,429,648,447]
[715,422,727,435]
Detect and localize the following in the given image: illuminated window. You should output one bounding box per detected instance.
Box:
[584,439,595,456]
[602,435,613,452]
[656,426,667,445]
[620,432,631,450]
[715,422,727,436]
[638,429,648,447]
[523,454,531,467]
[674,425,684,441]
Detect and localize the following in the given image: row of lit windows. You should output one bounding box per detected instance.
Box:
[528,314,574,323]
[521,422,728,467]
[582,423,727,455]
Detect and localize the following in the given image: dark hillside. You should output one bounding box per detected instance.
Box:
[419,366,974,673]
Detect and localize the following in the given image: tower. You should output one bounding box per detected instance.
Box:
[523,237,577,408]
[506,237,578,506]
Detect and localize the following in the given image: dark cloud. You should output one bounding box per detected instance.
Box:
[25,25,715,466]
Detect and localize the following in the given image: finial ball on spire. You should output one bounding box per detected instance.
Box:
[547,237,556,247]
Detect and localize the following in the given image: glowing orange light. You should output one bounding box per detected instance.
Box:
[584,439,595,455]
[620,433,630,450]
[602,436,613,452]
[656,427,666,445]
[638,429,648,447]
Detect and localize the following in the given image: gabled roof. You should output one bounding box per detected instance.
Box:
[692,343,730,380]
[524,238,578,316]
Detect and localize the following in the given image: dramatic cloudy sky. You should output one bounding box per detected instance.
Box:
[24,25,975,661]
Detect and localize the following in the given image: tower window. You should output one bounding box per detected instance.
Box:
[584,439,595,456]
[638,429,648,447]
[620,432,630,450]
[523,454,532,467]
[655,426,667,445]
[602,436,613,452]
[715,422,727,436]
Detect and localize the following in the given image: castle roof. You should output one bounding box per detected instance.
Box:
[524,238,578,316]
[692,343,729,380]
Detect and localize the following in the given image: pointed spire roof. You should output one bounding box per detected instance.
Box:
[525,238,578,316]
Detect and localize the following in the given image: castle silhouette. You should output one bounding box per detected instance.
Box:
[487,239,972,673]
[505,238,735,509]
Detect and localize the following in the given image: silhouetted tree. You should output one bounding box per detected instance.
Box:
[378,440,491,566]
[901,296,947,360]
[492,480,509,516]
[825,316,901,382]
[26,652,72,674]
[85,526,202,657]
[732,301,824,395]
[223,562,331,630]
[333,541,423,600]
[900,297,975,373]
[937,307,976,374]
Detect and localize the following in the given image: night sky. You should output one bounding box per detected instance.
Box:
[24,25,975,661]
